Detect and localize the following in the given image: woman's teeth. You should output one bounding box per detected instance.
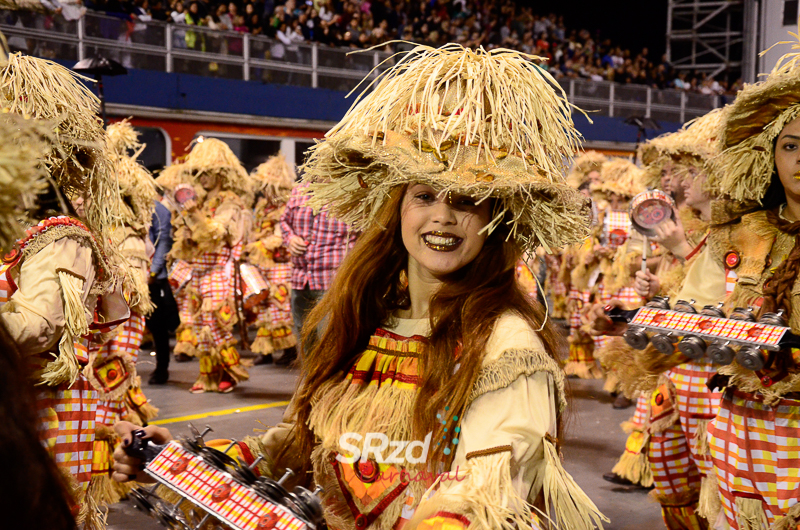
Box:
[423,234,462,250]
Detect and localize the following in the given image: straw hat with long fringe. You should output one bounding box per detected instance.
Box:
[301,44,591,252]
[106,120,158,232]
[566,150,607,189]
[591,158,645,199]
[0,53,120,276]
[252,152,296,201]
[158,138,254,200]
[0,113,50,250]
[713,33,800,201]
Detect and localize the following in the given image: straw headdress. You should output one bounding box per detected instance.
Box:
[106,121,158,231]
[252,153,296,200]
[161,138,254,199]
[301,44,591,252]
[0,53,121,268]
[714,30,800,201]
[0,113,50,250]
[591,158,645,199]
[566,150,607,189]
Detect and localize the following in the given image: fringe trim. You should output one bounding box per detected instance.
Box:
[468,347,566,413]
[602,372,619,394]
[734,496,769,530]
[718,363,800,407]
[697,474,721,524]
[649,485,700,508]
[42,269,89,386]
[250,335,274,355]
[611,445,653,487]
[772,502,800,530]
[272,331,297,350]
[84,353,136,402]
[309,377,417,450]
[595,338,686,400]
[694,419,710,456]
[563,361,603,379]
[80,474,108,530]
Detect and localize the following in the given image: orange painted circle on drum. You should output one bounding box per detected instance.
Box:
[256,512,280,529]
[211,483,232,502]
[170,457,190,475]
[628,190,676,237]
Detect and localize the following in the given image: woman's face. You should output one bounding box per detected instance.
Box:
[400,183,492,280]
[198,172,219,191]
[70,193,90,219]
[682,167,709,209]
[775,116,800,202]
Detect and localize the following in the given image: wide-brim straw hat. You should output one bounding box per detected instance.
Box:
[165,138,253,200]
[252,153,296,198]
[106,122,157,230]
[566,151,607,189]
[301,44,592,252]
[0,113,49,249]
[714,34,800,201]
[591,158,645,199]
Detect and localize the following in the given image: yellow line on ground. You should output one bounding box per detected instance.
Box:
[151,400,291,425]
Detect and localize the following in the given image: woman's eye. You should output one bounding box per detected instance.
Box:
[784,142,798,152]
[415,193,434,201]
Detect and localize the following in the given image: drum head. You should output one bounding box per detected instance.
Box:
[629,190,675,237]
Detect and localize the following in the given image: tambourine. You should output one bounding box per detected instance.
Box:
[628,190,676,237]
[174,184,198,207]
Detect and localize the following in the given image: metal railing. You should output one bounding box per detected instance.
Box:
[1,9,720,120]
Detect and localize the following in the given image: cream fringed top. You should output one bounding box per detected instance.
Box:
[242,312,605,530]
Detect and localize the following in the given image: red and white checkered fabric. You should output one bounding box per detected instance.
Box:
[650,423,702,499]
[666,362,720,477]
[708,389,800,528]
[95,312,146,362]
[95,398,127,428]
[630,393,650,430]
[251,264,293,328]
[35,376,98,489]
[604,211,632,247]
[187,244,243,349]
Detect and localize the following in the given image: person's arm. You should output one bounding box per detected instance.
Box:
[280,194,298,247]
[150,204,173,277]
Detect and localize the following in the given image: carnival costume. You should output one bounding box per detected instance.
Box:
[87,120,160,505]
[0,53,124,529]
[598,109,727,528]
[170,44,609,530]
[158,139,253,393]
[561,151,607,379]
[245,154,297,357]
[683,41,800,529]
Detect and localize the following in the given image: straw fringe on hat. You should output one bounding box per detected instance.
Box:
[0,52,124,284]
[301,44,591,252]
[0,113,50,249]
[106,122,157,230]
[715,30,800,201]
[566,151,607,189]
[165,138,254,200]
[252,153,296,200]
[107,118,142,156]
[591,158,644,199]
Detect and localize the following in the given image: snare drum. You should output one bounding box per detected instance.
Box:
[168,260,193,292]
[629,189,676,237]
[240,263,270,310]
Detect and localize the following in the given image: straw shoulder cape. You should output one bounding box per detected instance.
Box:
[706,210,800,404]
[239,312,605,530]
[170,190,250,261]
[0,216,114,386]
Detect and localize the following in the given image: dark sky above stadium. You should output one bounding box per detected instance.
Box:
[519,0,669,59]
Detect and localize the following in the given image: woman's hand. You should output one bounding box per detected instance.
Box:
[652,212,691,259]
[581,300,629,337]
[634,270,660,299]
[111,421,173,483]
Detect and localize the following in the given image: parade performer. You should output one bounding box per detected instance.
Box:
[0,53,124,529]
[113,44,607,530]
[246,153,297,365]
[599,109,727,528]
[160,138,253,393]
[561,151,607,379]
[86,120,160,506]
[0,112,79,530]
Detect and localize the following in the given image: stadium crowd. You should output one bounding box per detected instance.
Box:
[26,0,739,95]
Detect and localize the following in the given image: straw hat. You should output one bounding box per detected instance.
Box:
[591,158,645,199]
[160,138,254,200]
[566,151,607,189]
[252,152,296,200]
[714,34,800,201]
[301,44,591,252]
[0,113,50,250]
[106,120,158,231]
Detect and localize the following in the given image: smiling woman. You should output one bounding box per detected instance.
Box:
[114,44,605,530]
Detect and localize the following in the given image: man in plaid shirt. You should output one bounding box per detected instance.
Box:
[280,183,357,362]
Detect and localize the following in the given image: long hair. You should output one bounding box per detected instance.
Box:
[0,323,76,530]
[292,185,564,471]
